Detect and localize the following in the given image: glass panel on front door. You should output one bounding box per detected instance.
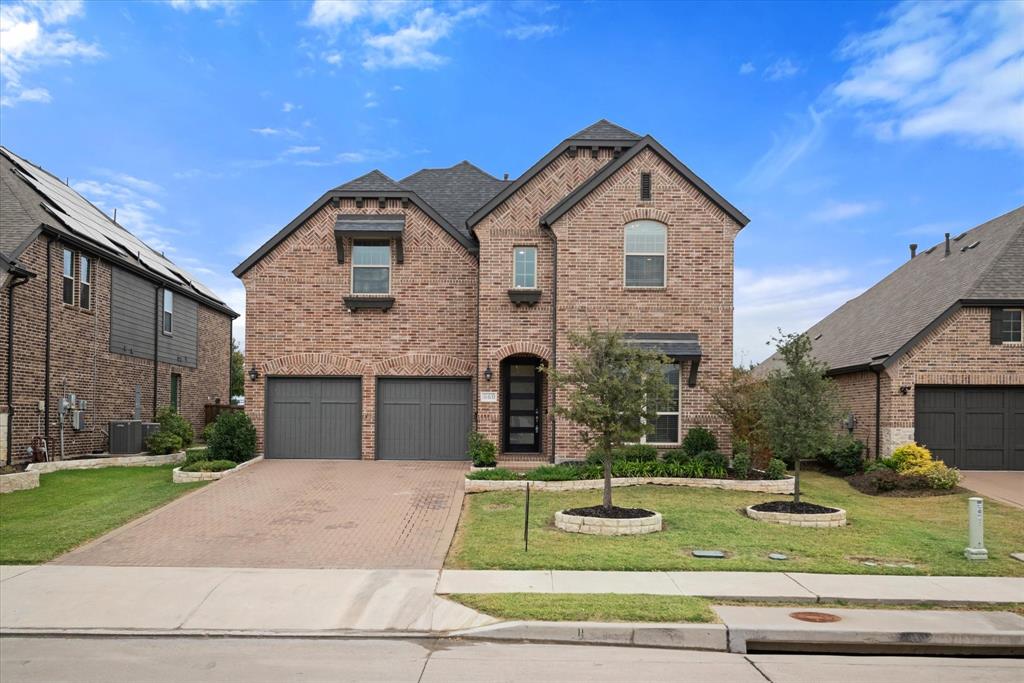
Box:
[504,362,540,452]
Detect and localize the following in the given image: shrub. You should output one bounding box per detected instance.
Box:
[731,451,752,480]
[763,458,787,480]
[662,448,691,465]
[147,430,182,455]
[889,442,933,474]
[699,451,728,478]
[585,444,658,464]
[817,437,866,475]
[466,467,520,481]
[682,427,718,458]
[925,462,961,490]
[528,464,602,481]
[854,468,930,493]
[205,410,257,463]
[181,459,237,473]
[183,448,208,466]
[468,432,497,467]
[155,407,194,448]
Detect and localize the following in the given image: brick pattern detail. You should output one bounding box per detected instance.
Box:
[1,236,232,464]
[832,306,1024,457]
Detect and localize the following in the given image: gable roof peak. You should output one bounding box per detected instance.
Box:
[569,119,642,142]
[333,169,406,193]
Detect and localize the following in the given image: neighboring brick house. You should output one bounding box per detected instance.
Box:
[235,121,749,464]
[758,207,1023,470]
[0,147,237,465]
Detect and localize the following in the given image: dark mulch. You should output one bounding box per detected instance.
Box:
[564,505,657,519]
[846,473,961,498]
[750,501,840,515]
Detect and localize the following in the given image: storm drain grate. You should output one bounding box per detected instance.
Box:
[789,611,842,623]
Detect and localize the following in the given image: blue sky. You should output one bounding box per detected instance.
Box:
[2,0,1021,363]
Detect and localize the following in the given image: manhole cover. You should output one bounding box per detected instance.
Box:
[789,611,842,623]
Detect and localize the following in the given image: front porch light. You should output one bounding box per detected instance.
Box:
[483,366,493,382]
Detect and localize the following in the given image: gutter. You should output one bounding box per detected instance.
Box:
[4,263,36,466]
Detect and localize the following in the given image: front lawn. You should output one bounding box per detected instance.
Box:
[450,593,717,623]
[447,471,1024,576]
[0,465,206,564]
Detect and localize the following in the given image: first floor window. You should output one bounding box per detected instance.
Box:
[641,363,681,445]
[624,220,666,288]
[62,249,75,305]
[1003,309,1022,343]
[513,246,537,288]
[352,240,391,294]
[162,289,173,334]
[79,255,92,310]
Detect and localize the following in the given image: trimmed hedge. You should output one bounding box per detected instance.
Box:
[180,459,237,473]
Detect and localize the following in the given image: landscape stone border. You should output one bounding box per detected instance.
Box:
[555,509,663,536]
[26,451,186,474]
[0,470,40,494]
[745,505,847,528]
[466,475,794,495]
[172,455,263,483]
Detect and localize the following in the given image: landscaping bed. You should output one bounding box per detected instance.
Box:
[0,465,206,564]
[449,593,717,623]
[447,471,1024,576]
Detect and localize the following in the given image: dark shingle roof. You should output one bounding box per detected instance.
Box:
[334,169,407,193]
[569,119,642,141]
[400,161,509,239]
[758,206,1024,374]
[1,154,51,262]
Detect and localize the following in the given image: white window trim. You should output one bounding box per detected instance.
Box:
[62,248,75,306]
[162,289,174,336]
[635,362,682,446]
[79,254,92,311]
[1004,308,1023,344]
[623,221,667,289]
[351,240,392,295]
[512,245,538,289]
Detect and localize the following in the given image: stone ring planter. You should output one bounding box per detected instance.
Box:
[172,456,263,483]
[466,475,794,495]
[745,504,847,528]
[0,470,40,494]
[555,509,663,536]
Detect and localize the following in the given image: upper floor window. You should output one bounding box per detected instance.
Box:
[639,363,680,445]
[624,220,666,288]
[352,240,391,294]
[513,246,537,289]
[162,289,173,335]
[79,255,92,311]
[62,249,75,305]
[993,308,1022,344]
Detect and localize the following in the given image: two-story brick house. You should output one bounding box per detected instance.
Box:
[1,147,237,465]
[234,121,749,464]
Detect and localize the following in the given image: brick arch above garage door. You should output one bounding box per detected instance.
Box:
[262,352,370,377]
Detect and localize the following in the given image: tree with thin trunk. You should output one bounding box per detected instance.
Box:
[545,330,673,510]
[230,339,245,402]
[758,332,840,505]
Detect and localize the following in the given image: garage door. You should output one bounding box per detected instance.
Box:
[915,386,1024,470]
[377,378,472,460]
[265,378,361,459]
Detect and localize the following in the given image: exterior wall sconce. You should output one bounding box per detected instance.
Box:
[899,385,911,395]
[248,366,261,382]
[483,366,493,382]
[842,414,857,434]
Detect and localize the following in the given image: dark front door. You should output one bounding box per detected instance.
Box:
[503,359,541,452]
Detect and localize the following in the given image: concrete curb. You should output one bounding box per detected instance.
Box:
[449,620,728,651]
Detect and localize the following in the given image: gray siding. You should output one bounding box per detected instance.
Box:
[157,292,198,368]
[110,267,157,360]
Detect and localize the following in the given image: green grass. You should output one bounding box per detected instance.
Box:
[449,593,717,623]
[0,465,206,564]
[447,471,1024,576]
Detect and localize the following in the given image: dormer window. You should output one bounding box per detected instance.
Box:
[352,240,391,294]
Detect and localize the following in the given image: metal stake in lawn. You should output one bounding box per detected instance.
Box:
[524,482,530,552]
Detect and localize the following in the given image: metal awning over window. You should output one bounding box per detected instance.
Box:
[622,333,702,386]
[334,215,405,263]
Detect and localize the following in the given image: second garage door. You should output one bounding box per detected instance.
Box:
[377,378,472,460]
[916,386,1024,470]
[265,377,361,459]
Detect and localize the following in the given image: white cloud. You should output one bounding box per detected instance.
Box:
[808,200,881,223]
[833,1,1024,149]
[166,0,246,14]
[364,89,378,107]
[505,23,556,40]
[73,175,178,254]
[742,106,826,189]
[739,61,755,75]
[281,101,299,112]
[0,0,102,107]
[363,6,485,70]
[763,57,802,80]
[249,126,299,137]
[306,0,408,30]
[734,267,866,365]
[322,50,343,65]
[283,145,320,155]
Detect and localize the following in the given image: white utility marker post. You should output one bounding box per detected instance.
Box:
[964,497,988,560]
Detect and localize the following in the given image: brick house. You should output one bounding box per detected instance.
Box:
[758,207,1023,470]
[1,147,237,465]
[234,121,749,464]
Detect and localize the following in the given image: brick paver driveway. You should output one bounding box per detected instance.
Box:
[54,460,468,569]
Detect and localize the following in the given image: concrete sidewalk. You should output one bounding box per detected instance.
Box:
[436,569,1024,604]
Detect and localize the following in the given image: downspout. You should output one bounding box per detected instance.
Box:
[5,269,34,466]
[44,238,52,448]
[153,287,160,418]
[543,221,558,463]
[474,246,481,432]
[871,366,882,459]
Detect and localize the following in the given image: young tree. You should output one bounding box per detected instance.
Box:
[758,332,840,505]
[230,339,245,402]
[705,366,769,465]
[546,330,673,510]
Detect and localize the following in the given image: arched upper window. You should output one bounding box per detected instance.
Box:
[624,220,666,288]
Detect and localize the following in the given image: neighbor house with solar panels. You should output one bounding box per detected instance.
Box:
[1,146,238,465]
